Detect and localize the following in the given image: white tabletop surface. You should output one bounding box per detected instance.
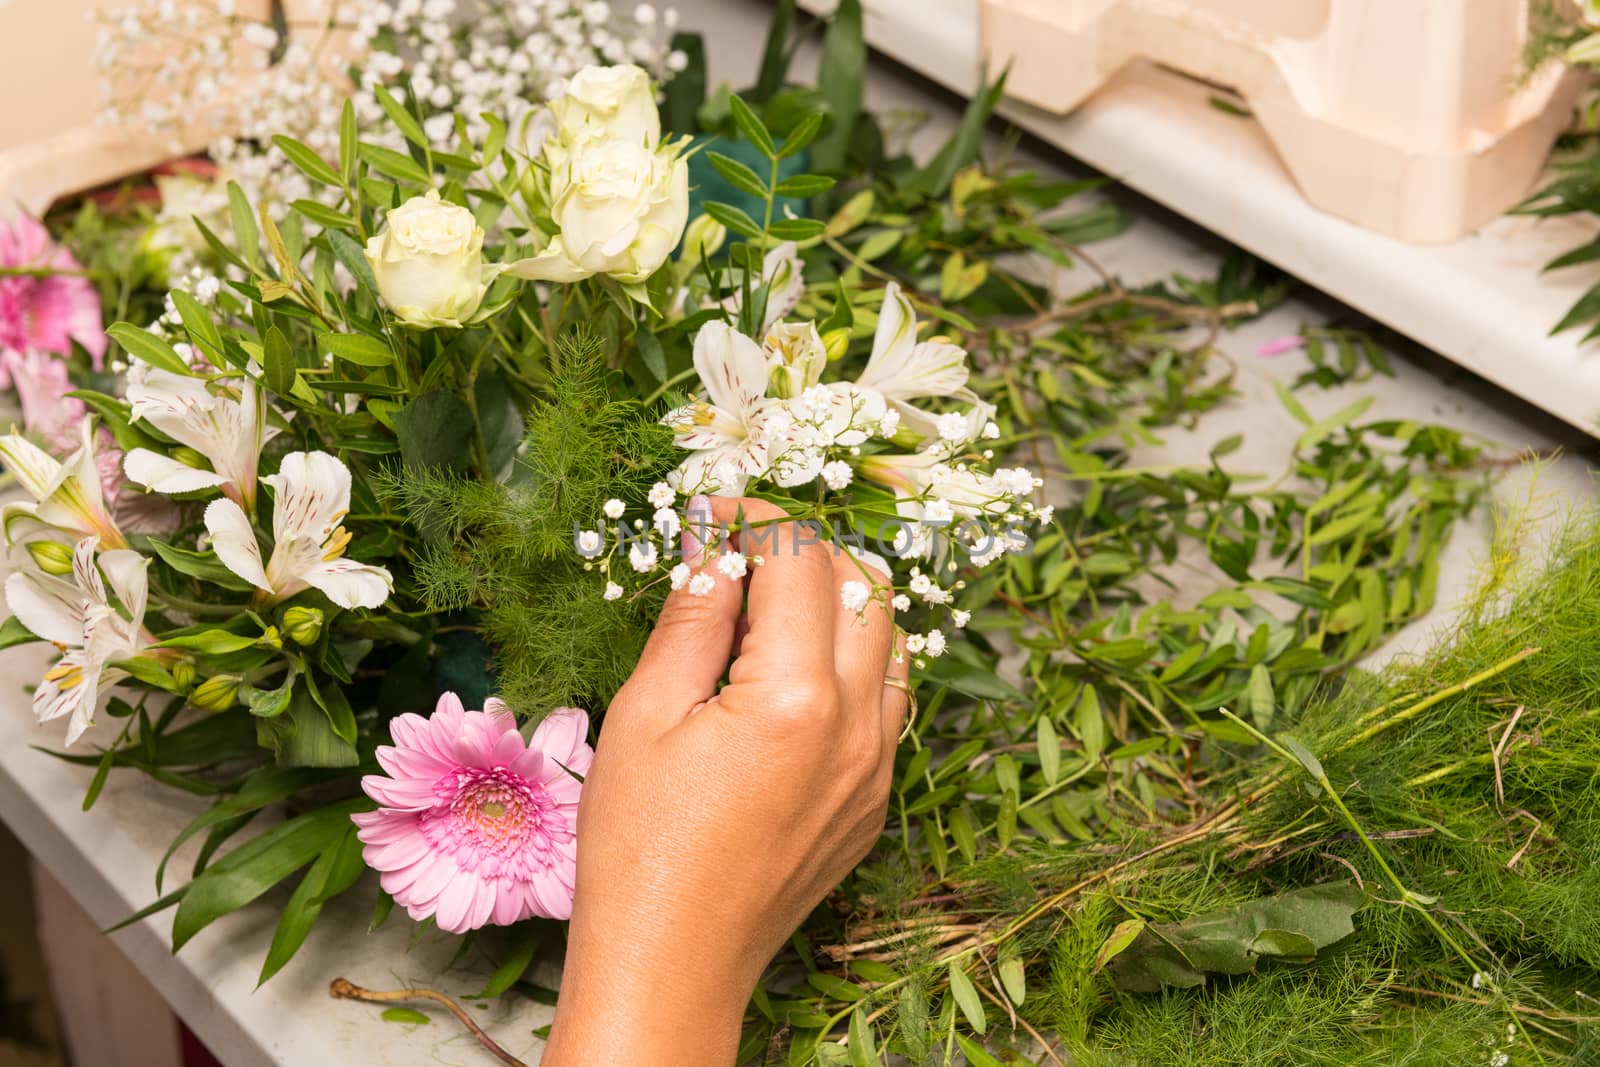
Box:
[1,2,1596,1065]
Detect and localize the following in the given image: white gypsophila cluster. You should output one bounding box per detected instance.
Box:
[96,0,682,209]
[657,269,1049,642]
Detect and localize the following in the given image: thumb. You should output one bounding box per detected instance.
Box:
[610,495,744,732]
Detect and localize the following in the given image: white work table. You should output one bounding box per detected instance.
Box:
[1,1,1595,1065]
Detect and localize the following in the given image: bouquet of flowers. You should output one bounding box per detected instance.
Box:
[2,38,1047,977]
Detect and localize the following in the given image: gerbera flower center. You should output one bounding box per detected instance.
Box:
[416,766,567,877]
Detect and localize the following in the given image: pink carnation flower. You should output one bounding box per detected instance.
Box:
[0,213,107,385]
[353,693,593,933]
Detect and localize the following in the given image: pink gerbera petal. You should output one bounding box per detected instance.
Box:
[354,691,595,934]
[0,213,106,366]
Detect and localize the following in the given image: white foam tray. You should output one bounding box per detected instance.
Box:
[798,0,1600,437]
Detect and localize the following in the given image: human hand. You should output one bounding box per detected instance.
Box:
[542,495,907,1067]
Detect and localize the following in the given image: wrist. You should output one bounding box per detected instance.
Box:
[544,932,753,1066]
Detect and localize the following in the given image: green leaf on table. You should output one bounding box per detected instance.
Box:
[1036,715,1060,785]
[1091,917,1147,972]
[1105,882,1364,993]
[1246,663,1276,728]
[171,798,368,951]
[946,963,986,1034]
[846,1008,877,1067]
[156,765,335,892]
[1076,685,1105,762]
[381,1008,431,1026]
[259,824,365,984]
[954,1035,1005,1067]
[476,922,543,998]
[1278,734,1327,782]
[997,956,1026,1006]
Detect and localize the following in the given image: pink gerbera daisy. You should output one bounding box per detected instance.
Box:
[352,693,593,933]
[0,213,107,383]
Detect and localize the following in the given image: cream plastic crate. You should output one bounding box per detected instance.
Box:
[981,0,1588,243]
[0,0,348,214]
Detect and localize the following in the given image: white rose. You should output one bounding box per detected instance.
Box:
[552,63,660,147]
[364,190,488,327]
[506,139,689,284]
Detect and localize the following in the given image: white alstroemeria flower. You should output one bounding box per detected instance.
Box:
[0,420,127,549]
[856,282,980,440]
[858,448,1009,522]
[204,451,393,610]
[722,241,804,334]
[763,320,826,400]
[4,536,153,744]
[664,321,780,496]
[123,365,278,510]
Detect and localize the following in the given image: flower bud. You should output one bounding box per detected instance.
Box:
[681,213,726,260]
[170,659,198,691]
[822,326,852,363]
[190,674,241,712]
[257,625,283,651]
[27,540,74,576]
[283,606,324,647]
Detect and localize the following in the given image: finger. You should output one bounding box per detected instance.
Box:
[880,629,911,756]
[724,499,838,690]
[832,548,895,712]
[611,494,744,733]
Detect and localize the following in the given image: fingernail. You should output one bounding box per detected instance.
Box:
[682,494,712,567]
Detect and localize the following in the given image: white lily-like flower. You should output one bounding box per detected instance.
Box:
[123,365,278,510]
[858,448,1010,521]
[0,420,128,549]
[203,451,393,610]
[664,321,782,496]
[855,282,981,440]
[4,536,154,744]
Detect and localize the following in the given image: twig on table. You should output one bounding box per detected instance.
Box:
[329,978,528,1067]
